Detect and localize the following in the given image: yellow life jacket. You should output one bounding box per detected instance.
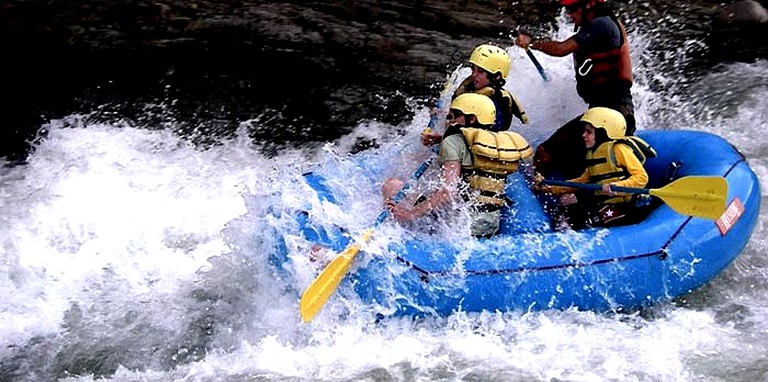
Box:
[459,127,534,207]
[474,87,529,126]
[454,77,529,129]
[585,136,656,204]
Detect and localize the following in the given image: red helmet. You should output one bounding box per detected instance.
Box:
[560,0,605,4]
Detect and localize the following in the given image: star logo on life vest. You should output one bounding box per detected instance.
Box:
[603,209,614,217]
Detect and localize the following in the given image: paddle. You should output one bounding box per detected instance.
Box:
[512,30,549,82]
[299,78,454,323]
[525,49,549,82]
[543,176,728,220]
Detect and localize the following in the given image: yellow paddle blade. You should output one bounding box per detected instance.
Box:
[299,244,361,322]
[650,176,728,220]
[299,229,374,323]
[298,71,457,323]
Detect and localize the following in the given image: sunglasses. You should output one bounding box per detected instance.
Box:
[564,3,581,13]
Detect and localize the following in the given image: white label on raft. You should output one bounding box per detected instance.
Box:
[716,198,745,236]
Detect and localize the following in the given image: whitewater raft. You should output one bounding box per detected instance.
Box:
[282,130,760,317]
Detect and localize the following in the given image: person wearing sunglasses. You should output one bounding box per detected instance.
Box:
[385,93,530,238]
[515,0,635,181]
[421,44,528,147]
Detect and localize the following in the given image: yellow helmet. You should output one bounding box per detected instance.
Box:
[580,107,626,139]
[450,93,496,126]
[469,44,511,80]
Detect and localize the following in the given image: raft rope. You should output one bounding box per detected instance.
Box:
[394,157,746,281]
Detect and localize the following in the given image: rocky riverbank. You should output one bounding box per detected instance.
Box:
[2,0,766,162]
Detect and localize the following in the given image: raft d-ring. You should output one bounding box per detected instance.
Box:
[658,249,669,260]
[578,59,593,76]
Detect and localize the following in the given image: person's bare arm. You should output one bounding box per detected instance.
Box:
[531,38,579,57]
[516,34,579,57]
[389,160,460,221]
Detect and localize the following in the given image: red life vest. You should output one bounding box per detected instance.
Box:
[573,15,632,89]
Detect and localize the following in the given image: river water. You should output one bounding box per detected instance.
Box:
[1,12,767,382]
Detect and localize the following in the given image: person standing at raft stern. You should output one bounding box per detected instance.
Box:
[421,44,528,146]
[385,93,532,238]
[543,107,650,230]
[515,0,635,180]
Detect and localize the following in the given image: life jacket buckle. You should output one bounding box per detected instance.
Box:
[578,59,593,77]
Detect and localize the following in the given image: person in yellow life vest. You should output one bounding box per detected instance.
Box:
[385,93,532,238]
[515,0,635,180]
[544,107,650,229]
[421,44,528,146]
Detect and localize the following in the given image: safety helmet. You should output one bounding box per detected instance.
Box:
[450,93,497,126]
[580,107,626,139]
[559,0,582,5]
[560,0,604,6]
[468,44,511,80]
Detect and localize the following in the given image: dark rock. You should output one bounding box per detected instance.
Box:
[1,0,766,162]
[718,0,768,24]
[709,0,768,64]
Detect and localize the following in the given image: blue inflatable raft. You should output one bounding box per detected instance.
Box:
[283,130,760,318]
